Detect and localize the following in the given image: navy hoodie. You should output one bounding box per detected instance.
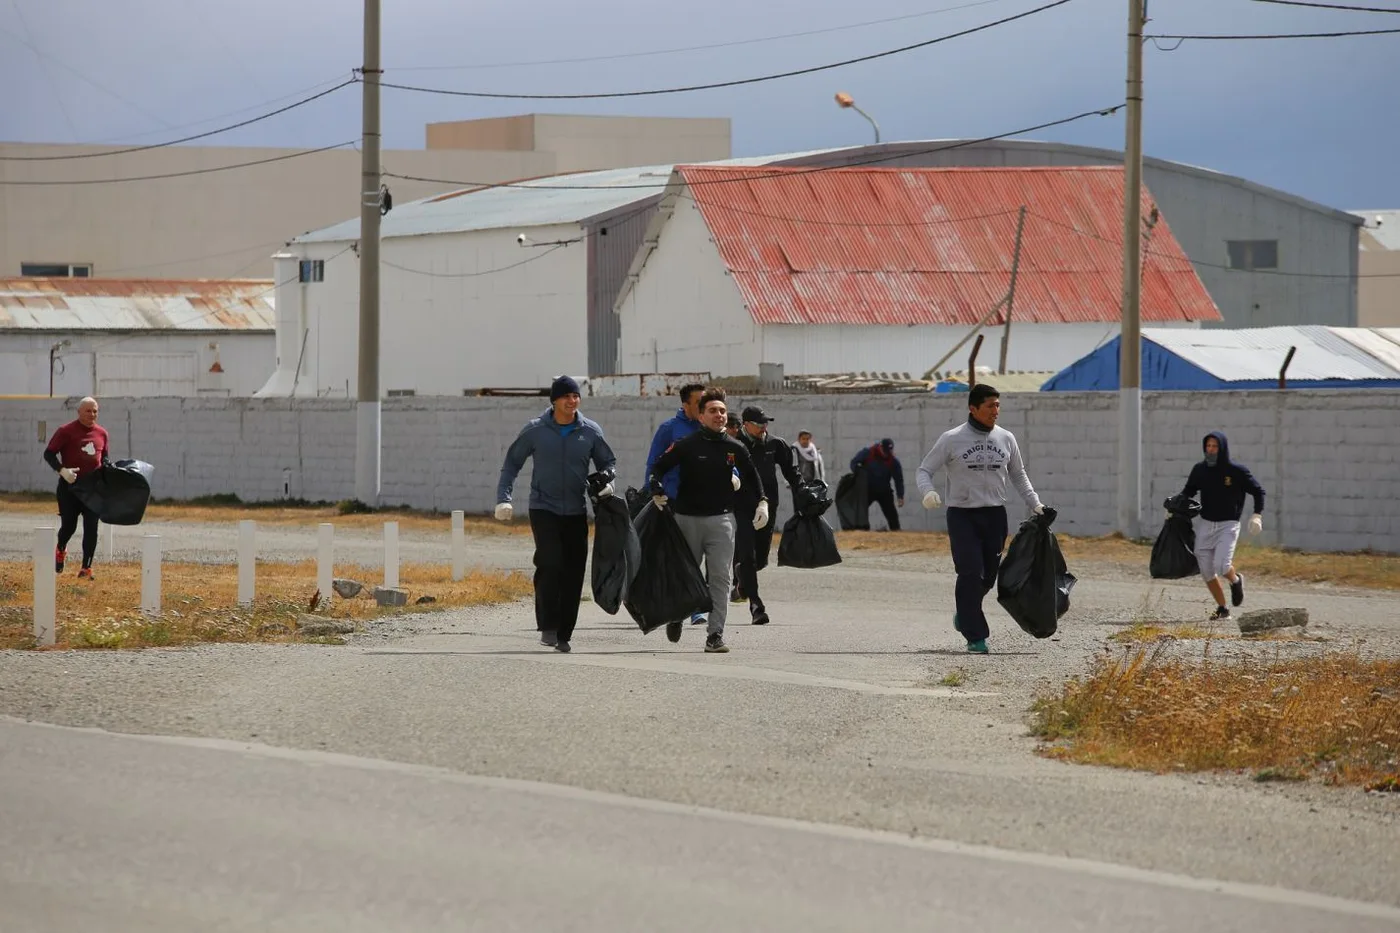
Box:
[1179,431,1265,523]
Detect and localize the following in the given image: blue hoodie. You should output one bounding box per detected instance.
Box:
[1180,430,1265,523]
[497,408,617,516]
[644,408,700,500]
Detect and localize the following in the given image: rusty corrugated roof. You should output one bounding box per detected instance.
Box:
[0,277,275,331]
[676,165,1220,327]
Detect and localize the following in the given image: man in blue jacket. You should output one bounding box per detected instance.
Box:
[645,383,712,626]
[850,438,906,531]
[496,375,618,653]
[1178,431,1265,621]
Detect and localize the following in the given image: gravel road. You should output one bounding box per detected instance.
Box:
[2,511,1397,914]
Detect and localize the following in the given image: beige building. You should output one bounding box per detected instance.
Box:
[0,114,730,282]
[1355,210,1400,327]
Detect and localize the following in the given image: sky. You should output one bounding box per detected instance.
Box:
[1,0,1396,211]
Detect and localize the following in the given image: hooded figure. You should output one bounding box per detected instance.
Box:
[1178,430,1265,620]
[850,438,905,530]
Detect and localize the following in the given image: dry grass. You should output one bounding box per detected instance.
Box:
[0,559,531,650]
[0,493,532,537]
[1031,645,1400,789]
[1109,622,1218,643]
[833,528,1400,591]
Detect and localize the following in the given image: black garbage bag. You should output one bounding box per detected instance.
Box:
[834,470,869,531]
[1150,495,1202,580]
[776,513,842,569]
[588,472,640,616]
[624,486,649,521]
[996,506,1077,639]
[68,459,155,526]
[791,479,834,519]
[623,503,713,634]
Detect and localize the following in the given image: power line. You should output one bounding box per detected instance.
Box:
[377,0,1076,100]
[1144,26,1400,38]
[1247,0,1400,12]
[389,0,1015,71]
[0,141,357,185]
[384,244,569,277]
[380,104,1123,193]
[0,80,357,161]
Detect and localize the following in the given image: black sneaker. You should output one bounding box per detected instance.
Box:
[554,640,571,653]
[1230,573,1245,608]
[1210,605,1230,622]
[750,610,769,625]
[666,622,683,643]
[540,630,558,647]
[704,633,729,653]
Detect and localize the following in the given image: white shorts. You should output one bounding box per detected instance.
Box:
[1195,518,1241,581]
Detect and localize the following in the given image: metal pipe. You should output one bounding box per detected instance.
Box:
[968,335,985,391]
[1278,346,1296,389]
[998,205,1027,374]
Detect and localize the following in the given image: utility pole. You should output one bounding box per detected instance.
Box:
[1117,0,1145,540]
[998,205,1027,374]
[354,0,382,507]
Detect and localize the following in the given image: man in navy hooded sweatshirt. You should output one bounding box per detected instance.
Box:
[1178,431,1265,621]
[495,375,617,652]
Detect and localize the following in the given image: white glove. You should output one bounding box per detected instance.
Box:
[1248,513,1262,536]
[597,483,614,499]
[731,471,741,491]
[1033,504,1045,516]
[59,467,78,484]
[652,494,668,511]
[753,500,769,530]
[921,490,942,509]
[493,502,513,522]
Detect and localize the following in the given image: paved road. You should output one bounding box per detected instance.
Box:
[4,717,1398,933]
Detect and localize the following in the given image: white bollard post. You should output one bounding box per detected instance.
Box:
[32,527,56,647]
[105,522,114,561]
[317,522,334,607]
[140,534,161,615]
[237,520,256,606]
[450,510,465,582]
[384,521,399,589]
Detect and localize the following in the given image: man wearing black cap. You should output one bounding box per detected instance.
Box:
[850,438,906,531]
[734,405,800,625]
[495,375,617,653]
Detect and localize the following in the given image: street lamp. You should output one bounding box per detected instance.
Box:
[835,91,881,143]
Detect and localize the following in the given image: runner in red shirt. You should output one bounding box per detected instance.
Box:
[42,397,110,579]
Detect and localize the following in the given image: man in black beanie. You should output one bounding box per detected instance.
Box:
[495,375,617,652]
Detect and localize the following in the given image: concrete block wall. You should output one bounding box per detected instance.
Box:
[3,390,1398,554]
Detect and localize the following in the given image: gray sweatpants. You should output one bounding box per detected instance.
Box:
[674,513,736,636]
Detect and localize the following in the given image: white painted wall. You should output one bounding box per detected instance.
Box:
[0,332,273,397]
[257,224,589,398]
[614,197,1199,378]
[616,199,758,375]
[760,321,1199,376]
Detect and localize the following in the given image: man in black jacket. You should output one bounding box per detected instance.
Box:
[1178,430,1266,621]
[733,405,801,625]
[649,387,766,653]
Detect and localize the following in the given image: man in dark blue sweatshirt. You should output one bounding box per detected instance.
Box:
[496,375,618,652]
[850,438,905,531]
[1178,431,1265,621]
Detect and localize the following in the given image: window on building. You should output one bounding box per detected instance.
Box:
[386,389,416,397]
[298,259,325,283]
[1226,240,1279,271]
[21,262,92,277]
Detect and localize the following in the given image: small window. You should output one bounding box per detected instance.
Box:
[298,259,325,283]
[21,262,90,277]
[1226,240,1278,271]
[386,389,416,397]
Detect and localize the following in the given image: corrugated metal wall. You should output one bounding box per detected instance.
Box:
[586,199,660,376]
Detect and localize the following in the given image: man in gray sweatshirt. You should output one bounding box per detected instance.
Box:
[916,383,1045,654]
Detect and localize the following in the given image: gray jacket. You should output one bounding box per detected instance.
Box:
[916,419,1041,511]
[496,409,617,516]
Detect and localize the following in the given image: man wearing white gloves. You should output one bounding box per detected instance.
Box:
[647,387,765,653]
[1177,431,1266,621]
[916,384,1045,654]
[495,375,617,653]
[42,396,109,579]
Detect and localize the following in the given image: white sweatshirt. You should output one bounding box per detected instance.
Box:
[916,419,1042,511]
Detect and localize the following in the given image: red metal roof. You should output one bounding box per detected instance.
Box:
[675,165,1221,327]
